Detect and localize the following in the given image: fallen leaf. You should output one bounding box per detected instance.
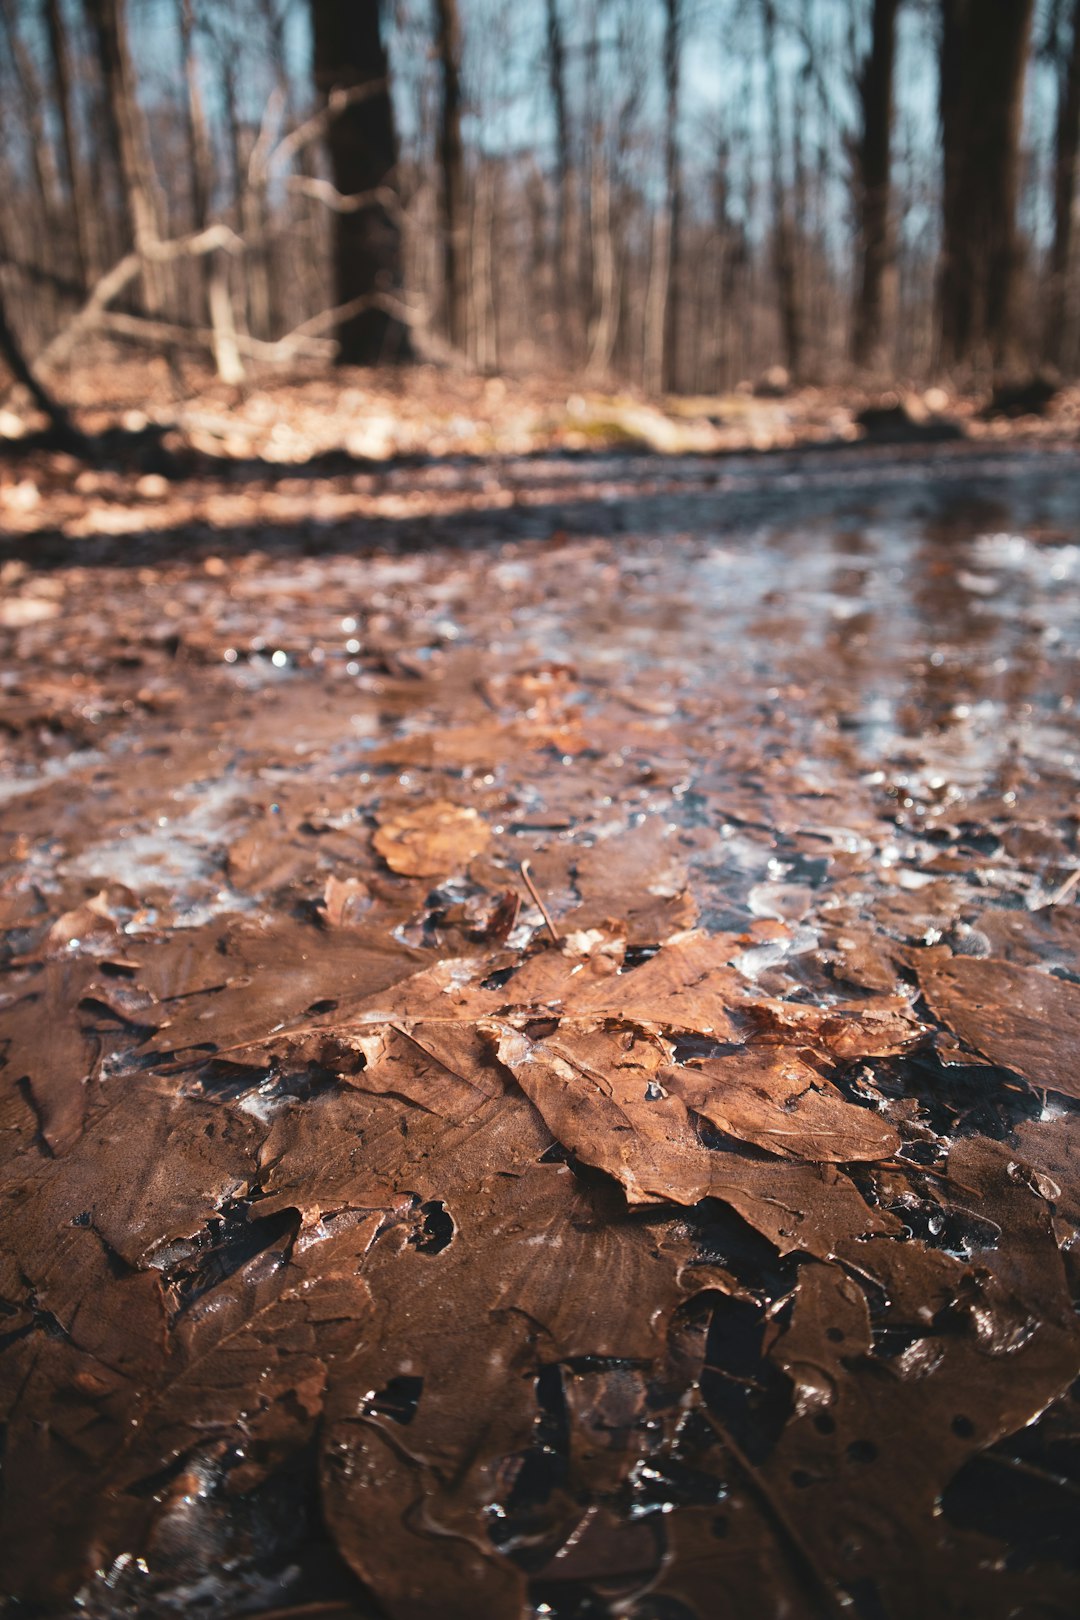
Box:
[373,800,490,877]
[914,947,1080,1099]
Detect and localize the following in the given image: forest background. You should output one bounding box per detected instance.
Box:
[0,0,1071,425]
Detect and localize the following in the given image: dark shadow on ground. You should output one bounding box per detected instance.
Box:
[4,442,1080,576]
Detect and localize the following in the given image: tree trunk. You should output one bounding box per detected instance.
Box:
[586,146,619,378]
[433,0,468,353]
[1047,0,1080,361]
[545,0,572,358]
[43,0,89,289]
[661,0,682,393]
[0,0,64,299]
[176,0,244,383]
[852,0,900,369]
[762,0,801,378]
[0,268,84,450]
[310,0,410,365]
[84,0,168,312]
[938,0,1035,374]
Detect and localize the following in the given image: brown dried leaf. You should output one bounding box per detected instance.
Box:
[914,947,1080,1099]
[747,992,924,1058]
[373,800,490,877]
[491,1021,712,1206]
[664,1047,901,1163]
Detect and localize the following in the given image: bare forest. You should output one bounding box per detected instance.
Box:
[1,0,1078,402]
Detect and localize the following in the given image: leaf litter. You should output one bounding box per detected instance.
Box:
[2,447,1080,1617]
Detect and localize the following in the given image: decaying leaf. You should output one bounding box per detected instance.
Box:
[663,1046,901,1162]
[373,799,490,877]
[914,947,1080,1099]
[4,446,1080,1620]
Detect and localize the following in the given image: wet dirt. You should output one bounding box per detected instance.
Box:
[2,441,1080,1619]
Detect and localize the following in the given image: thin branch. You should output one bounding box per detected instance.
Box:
[246,85,287,188]
[254,80,389,184]
[519,860,561,945]
[288,288,428,340]
[96,311,335,362]
[287,175,405,220]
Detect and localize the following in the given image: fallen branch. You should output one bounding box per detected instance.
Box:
[96,310,336,363]
[33,225,244,372]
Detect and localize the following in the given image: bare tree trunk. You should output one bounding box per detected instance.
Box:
[176,0,243,383]
[84,0,168,312]
[310,0,410,364]
[762,0,801,378]
[433,0,468,352]
[251,0,296,337]
[939,0,1035,374]
[643,210,669,395]
[661,0,682,393]
[1047,0,1080,362]
[545,0,574,361]
[0,0,64,297]
[43,0,89,290]
[852,0,901,369]
[586,146,619,378]
[0,267,84,449]
[470,159,497,372]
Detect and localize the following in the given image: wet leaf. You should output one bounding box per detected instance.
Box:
[915,948,1080,1099]
[373,800,490,877]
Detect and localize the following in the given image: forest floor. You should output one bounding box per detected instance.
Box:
[2,357,1080,1619]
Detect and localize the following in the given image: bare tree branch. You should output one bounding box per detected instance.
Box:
[252,80,389,184]
[33,225,245,370]
[96,310,336,362]
[286,176,405,220]
[287,288,428,340]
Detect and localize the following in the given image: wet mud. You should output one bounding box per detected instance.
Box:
[2,443,1080,1618]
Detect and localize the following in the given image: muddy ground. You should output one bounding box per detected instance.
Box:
[2,428,1080,1619]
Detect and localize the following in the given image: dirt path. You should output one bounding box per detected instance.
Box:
[2,445,1080,1618]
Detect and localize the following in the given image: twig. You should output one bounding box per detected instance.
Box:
[1047,867,1080,908]
[519,859,560,945]
[287,175,405,221]
[255,80,389,183]
[96,310,335,363]
[701,1408,848,1620]
[289,287,428,339]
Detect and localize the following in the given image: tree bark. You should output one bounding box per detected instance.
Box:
[852,0,900,369]
[661,0,682,393]
[43,0,89,289]
[545,0,574,359]
[310,0,410,365]
[83,0,168,312]
[762,0,801,378]
[938,0,1035,374]
[176,0,244,383]
[1047,0,1080,360]
[0,271,84,450]
[433,0,468,353]
[0,0,64,299]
